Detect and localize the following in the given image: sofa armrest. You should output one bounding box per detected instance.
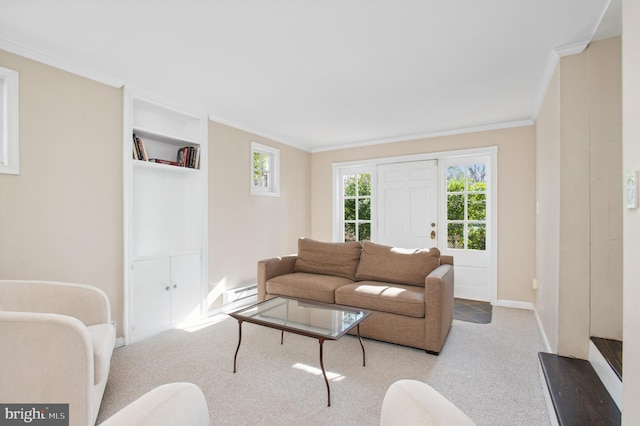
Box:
[0,311,95,424]
[257,255,297,301]
[0,280,111,326]
[101,382,210,426]
[424,263,454,353]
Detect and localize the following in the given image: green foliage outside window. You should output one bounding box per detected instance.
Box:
[253,152,270,188]
[446,164,487,250]
[343,173,372,242]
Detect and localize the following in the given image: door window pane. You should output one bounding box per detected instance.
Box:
[447,194,465,220]
[468,224,486,250]
[358,198,371,221]
[344,223,356,242]
[447,223,464,249]
[468,193,486,220]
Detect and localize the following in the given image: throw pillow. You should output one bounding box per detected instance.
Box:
[355,241,440,286]
[294,238,362,280]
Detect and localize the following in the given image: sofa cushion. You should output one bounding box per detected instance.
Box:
[266,272,354,303]
[335,281,425,318]
[355,242,440,286]
[87,323,115,385]
[294,238,362,280]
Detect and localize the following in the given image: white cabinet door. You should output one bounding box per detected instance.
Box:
[170,254,202,327]
[131,257,171,338]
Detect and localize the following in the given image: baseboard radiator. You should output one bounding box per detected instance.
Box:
[223,284,257,305]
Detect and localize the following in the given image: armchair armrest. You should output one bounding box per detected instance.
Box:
[0,311,94,424]
[424,262,455,353]
[0,280,111,326]
[257,255,297,301]
[101,382,209,426]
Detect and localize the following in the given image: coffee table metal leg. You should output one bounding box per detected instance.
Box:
[319,339,330,407]
[357,323,366,367]
[233,320,243,373]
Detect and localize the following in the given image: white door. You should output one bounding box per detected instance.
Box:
[438,156,495,302]
[170,253,202,327]
[377,161,438,249]
[131,257,171,339]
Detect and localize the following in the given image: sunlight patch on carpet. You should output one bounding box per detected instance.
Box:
[293,363,345,381]
[178,313,229,332]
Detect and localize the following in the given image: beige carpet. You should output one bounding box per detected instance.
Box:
[97,307,551,425]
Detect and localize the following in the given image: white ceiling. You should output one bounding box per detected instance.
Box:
[0,0,620,152]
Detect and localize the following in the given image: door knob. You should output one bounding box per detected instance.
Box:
[430,230,436,239]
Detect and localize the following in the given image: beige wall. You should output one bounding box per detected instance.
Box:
[622,0,640,422]
[207,122,311,310]
[588,38,623,341]
[0,50,124,332]
[535,63,561,352]
[311,126,536,303]
[534,38,623,359]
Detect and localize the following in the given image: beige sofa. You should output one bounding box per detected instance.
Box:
[258,238,454,354]
[0,280,116,426]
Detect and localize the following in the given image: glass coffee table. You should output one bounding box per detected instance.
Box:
[229,296,371,406]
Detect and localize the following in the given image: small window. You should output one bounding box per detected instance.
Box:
[251,142,280,196]
[0,66,19,175]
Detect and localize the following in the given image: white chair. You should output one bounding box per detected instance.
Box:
[0,280,116,426]
[101,382,209,426]
[380,379,476,425]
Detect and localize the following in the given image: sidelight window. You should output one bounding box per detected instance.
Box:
[446,163,486,250]
[342,172,372,242]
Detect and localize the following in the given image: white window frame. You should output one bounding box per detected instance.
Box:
[0,66,19,175]
[250,142,280,197]
[335,165,376,242]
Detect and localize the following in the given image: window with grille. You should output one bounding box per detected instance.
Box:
[342,172,372,242]
[446,163,487,250]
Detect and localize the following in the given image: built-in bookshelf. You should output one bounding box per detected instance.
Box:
[123,89,208,343]
[132,130,201,169]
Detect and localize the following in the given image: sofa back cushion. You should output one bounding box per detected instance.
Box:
[355,242,440,286]
[294,238,362,280]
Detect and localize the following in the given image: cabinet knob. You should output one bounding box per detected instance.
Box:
[173,284,178,289]
[165,286,170,291]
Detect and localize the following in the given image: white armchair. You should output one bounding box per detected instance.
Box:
[101,382,210,426]
[0,280,116,426]
[380,380,476,425]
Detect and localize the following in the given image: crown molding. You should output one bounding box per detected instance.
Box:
[311,120,534,153]
[530,40,591,121]
[207,113,311,152]
[0,39,123,88]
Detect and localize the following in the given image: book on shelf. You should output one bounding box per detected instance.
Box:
[132,133,148,161]
[177,146,200,169]
[149,158,181,166]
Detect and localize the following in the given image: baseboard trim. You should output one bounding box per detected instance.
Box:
[533,307,553,353]
[115,336,125,348]
[493,299,533,310]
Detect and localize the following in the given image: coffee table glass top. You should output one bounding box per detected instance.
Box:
[230,297,370,340]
